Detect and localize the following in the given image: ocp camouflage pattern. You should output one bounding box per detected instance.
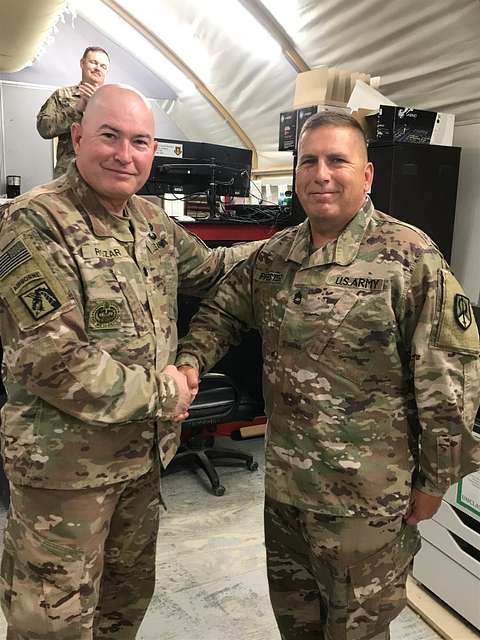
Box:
[36,85,83,177]
[0,162,252,489]
[178,197,480,517]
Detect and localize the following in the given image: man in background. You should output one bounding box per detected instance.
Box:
[177,112,480,640]
[36,46,110,177]
[0,83,255,639]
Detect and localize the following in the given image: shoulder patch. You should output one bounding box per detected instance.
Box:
[433,270,479,354]
[454,294,472,330]
[0,239,32,280]
[19,281,61,320]
[0,232,74,331]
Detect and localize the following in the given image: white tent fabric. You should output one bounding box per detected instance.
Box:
[2,0,480,171]
[77,0,480,170]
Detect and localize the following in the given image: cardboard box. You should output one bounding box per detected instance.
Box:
[293,68,329,109]
[294,67,371,110]
[367,105,455,146]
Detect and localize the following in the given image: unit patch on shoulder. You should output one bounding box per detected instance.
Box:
[0,239,32,280]
[88,299,122,330]
[433,269,479,354]
[19,281,61,320]
[454,294,472,330]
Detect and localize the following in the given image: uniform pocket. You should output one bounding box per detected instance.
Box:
[420,431,463,489]
[348,522,420,603]
[304,290,358,360]
[1,518,87,636]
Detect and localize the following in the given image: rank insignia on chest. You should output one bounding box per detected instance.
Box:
[454,294,472,330]
[88,300,122,330]
[20,281,61,320]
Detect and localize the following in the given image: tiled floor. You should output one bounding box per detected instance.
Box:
[0,438,446,639]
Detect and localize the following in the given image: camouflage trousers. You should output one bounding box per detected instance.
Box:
[264,496,421,640]
[0,460,162,640]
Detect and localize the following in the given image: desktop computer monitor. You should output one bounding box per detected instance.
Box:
[138,138,252,199]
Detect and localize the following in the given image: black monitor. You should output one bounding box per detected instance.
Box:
[139,138,252,204]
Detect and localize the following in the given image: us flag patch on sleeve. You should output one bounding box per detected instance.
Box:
[0,239,32,280]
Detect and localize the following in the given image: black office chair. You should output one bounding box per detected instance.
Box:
[169,372,261,496]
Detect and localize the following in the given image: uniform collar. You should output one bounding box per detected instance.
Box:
[286,197,374,267]
[65,162,144,242]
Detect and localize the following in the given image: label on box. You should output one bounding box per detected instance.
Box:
[456,472,480,517]
[279,111,297,151]
[155,142,183,158]
[296,105,318,142]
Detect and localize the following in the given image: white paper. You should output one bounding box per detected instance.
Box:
[347,79,397,113]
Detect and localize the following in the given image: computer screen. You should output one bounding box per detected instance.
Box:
[138,138,252,198]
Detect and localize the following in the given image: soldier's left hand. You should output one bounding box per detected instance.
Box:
[404,488,443,524]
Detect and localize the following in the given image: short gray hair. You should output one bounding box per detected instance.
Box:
[299,111,368,148]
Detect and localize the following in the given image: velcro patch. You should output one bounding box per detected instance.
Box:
[433,270,479,354]
[82,243,128,260]
[19,281,61,320]
[454,294,472,330]
[255,271,284,284]
[326,274,384,291]
[88,299,122,330]
[0,239,32,280]
[11,270,43,294]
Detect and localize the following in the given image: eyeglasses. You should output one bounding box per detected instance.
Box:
[88,59,109,71]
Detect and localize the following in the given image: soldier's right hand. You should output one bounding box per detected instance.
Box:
[163,364,195,422]
[77,83,98,112]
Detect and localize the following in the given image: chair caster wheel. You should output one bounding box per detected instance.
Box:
[213,485,226,496]
[248,461,259,471]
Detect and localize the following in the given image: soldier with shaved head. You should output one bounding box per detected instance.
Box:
[177,112,480,640]
[0,84,257,639]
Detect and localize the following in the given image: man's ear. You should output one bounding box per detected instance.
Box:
[71,122,82,155]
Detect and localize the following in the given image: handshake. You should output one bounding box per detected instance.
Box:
[163,364,199,422]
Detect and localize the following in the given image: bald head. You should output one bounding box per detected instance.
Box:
[83,84,154,128]
[71,84,157,213]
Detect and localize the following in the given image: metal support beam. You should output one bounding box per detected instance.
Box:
[238,0,310,73]
[100,0,258,168]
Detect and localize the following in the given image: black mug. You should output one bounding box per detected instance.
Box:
[6,175,20,199]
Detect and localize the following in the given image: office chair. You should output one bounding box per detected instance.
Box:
[170,372,261,496]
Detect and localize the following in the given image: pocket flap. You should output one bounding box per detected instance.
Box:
[4,518,84,589]
[348,523,420,602]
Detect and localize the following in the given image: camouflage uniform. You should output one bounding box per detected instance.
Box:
[178,197,480,639]
[36,85,83,178]
[0,162,253,638]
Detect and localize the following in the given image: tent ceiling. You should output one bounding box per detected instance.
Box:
[0,0,66,72]
[1,0,479,172]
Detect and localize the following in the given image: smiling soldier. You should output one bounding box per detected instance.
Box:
[0,84,258,639]
[37,46,110,177]
[176,111,480,640]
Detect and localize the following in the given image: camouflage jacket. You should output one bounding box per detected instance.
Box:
[178,198,480,518]
[0,163,250,489]
[36,85,82,178]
